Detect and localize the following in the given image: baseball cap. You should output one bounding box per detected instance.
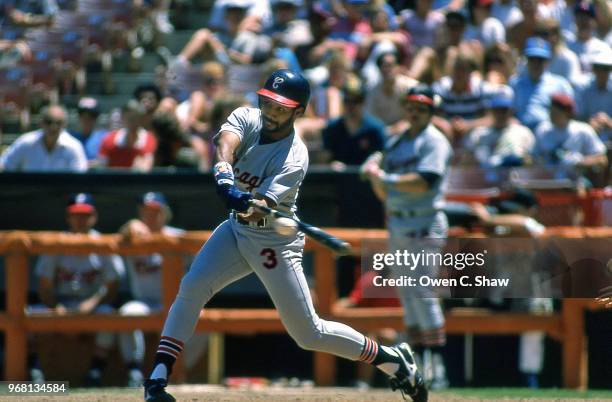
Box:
[550,93,575,113]
[271,0,303,7]
[574,0,596,17]
[67,193,96,214]
[589,48,612,68]
[524,37,552,59]
[140,191,168,209]
[77,97,100,117]
[488,92,514,109]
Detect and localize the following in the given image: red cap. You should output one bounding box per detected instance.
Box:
[256,88,300,108]
[551,93,575,113]
[405,94,434,106]
[477,0,494,6]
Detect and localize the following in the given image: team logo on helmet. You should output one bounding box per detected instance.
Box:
[272,76,284,89]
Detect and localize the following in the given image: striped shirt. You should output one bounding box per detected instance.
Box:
[433,76,501,120]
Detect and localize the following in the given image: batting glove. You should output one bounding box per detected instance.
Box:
[217,184,252,212]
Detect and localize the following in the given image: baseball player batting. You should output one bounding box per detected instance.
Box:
[362,85,453,389]
[143,70,427,402]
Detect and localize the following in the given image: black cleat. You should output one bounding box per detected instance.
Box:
[144,378,175,402]
[389,343,428,402]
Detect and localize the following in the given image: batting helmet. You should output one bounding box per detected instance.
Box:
[256,69,310,108]
[404,84,438,111]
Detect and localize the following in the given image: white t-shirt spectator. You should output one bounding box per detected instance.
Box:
[549,46,583,85]
[567,37,611,72]
[0,130,87,172]
[491,1,523,28]
[463,17,506,46]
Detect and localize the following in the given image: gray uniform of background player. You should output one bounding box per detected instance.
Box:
[382,124,452,332]
[119,226,207,370]
[33,230,124,349]
[160,106,369,359]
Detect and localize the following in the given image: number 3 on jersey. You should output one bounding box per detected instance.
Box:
[260,248,277,269]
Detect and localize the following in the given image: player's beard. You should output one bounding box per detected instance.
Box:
[261,114,295,136]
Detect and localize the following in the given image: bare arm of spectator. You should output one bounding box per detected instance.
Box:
[179,29,228,63]
[132,153,155,172]
[8,9,54,27]
[593,0,612,39]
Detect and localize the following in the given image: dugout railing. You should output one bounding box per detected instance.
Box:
[0,228,608,389]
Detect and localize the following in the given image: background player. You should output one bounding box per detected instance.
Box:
[143,69,427,402]
[361,85,453,390]
[30,193,125,386]
[118,192,207,387]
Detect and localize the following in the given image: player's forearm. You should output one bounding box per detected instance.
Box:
[383,172,430,193]
[214,131,241,164]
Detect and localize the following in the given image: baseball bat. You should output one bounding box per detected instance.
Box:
[248,200,354,256]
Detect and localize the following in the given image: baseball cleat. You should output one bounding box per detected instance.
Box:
[389,343,428,402]
[144,378,175,402]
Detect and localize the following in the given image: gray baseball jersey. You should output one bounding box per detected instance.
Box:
[382,124,452,330]
[35,230,124,303]
[124,226,184,304]
[160,106,370,361]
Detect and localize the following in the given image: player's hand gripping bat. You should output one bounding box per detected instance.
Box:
[248,200,354,256]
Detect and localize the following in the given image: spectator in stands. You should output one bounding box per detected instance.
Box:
[29,193,124,386]
[0,0,56,28]
[365,51,419,136]
[133,84,164,131]
[97,100,157,171]
[464,0,506,46]
[567,0,610,72]
[310,50,354,121]
[151,112,208,170]
[491,0,524,28]
[399,0,446,50]
[327,0,373,63]
[265,0,311,50]
[507,0,539,50]
[321,77,386,170]
[535,18,583,85]
[0,38,30,68]
[576,49,612,142]
[175,62,226,135]
[433,52,498,141]
[482,43,516,85]
[179,0,272,65]
[463,92,535,167]
[0,105,87,172]
[294,5,342,70]
[532,93,607,171]
[70,97,108,166]
[118,191,208,387]
[510,37,574,130]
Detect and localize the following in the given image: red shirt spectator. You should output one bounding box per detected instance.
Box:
[99,128,157,169]
[97,100,158,171]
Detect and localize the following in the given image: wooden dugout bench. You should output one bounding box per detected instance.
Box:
[0,228,608,389]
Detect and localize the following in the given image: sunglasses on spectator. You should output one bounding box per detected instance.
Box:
[43,118,65,126]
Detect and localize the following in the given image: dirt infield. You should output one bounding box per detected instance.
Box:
[5,385,612,402]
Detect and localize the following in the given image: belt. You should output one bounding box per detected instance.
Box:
[388,208,438,219]
[231,211,268,228]
[403,228,430,238]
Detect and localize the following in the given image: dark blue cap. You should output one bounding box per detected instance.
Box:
[67,193,96,214]
[140,192,168,208]
[488,92,514,109]
[574,0,595,17]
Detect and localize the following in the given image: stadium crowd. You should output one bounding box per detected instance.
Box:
[0,0,610,391]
